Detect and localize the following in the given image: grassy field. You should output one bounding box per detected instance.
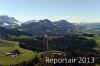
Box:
[11,35,32,39]
[0,39,36,65]
[94,36,100,46]
[96,64,100,66]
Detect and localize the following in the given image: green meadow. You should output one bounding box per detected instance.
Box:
[0,39,36,65]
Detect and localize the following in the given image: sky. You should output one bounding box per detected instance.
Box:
[0,0,100,23]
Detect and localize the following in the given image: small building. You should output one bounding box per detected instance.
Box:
[6,49,21,58]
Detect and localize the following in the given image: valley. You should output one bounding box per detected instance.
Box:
[0,15,100,66]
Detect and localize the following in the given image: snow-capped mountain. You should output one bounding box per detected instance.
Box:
[22,20,38,25]
[0,15,20,28]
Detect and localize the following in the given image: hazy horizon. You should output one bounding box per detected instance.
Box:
[0,0,100,23]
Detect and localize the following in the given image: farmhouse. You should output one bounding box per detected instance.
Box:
[6,49,21,58]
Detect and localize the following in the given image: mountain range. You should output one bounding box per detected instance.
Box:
[0,15,100,35]
[20,19,76,35]
[0,15,76,35]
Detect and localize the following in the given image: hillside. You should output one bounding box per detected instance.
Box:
[0,27,31,38]
[0,39,35,65]
[21,19,76,35]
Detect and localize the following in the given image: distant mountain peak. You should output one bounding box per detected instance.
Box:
[0,15,20,28]
[0,15,18,23]
[39,19,52,23]
[58,19,69,23]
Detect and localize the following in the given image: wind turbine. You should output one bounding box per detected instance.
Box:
[44,32,49,51]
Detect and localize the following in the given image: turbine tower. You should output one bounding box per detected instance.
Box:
[44,32,48,51]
